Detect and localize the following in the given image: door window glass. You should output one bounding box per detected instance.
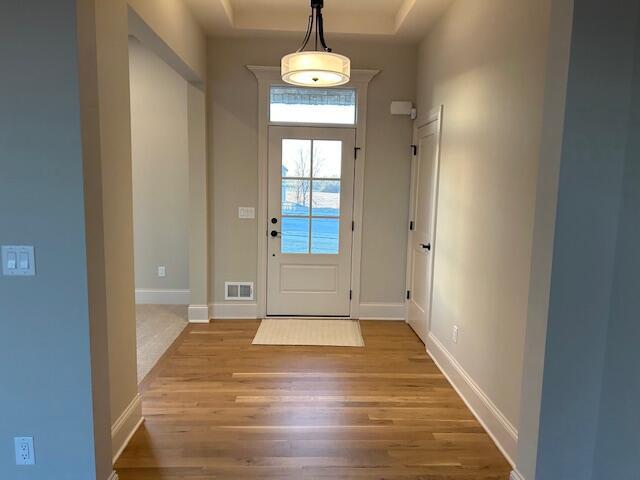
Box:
[313,140,342,178]
[282,180,310,215]
[280,138,342,254]
[311,218,340,254]
[282,139,311,177]
[281,217,310,254]
[312,180,340,217]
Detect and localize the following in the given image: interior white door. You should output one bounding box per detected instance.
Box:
[407,122,440,343]
[267,126,356,316]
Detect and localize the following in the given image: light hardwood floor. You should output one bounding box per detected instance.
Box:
[115,320,511,479]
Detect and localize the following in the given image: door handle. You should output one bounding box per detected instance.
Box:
[420,243,431,251]
[270,230,281,238]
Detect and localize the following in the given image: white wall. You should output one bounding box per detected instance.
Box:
[416,0,553,462]
[129,37,190,296]
[207,36,416,309]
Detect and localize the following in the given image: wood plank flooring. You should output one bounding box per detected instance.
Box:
[115,320,511,479]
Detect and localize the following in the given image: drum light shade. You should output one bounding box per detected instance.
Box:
[281,0,351,88]
[281,51,351,87]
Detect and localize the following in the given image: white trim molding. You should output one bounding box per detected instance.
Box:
[188,304,210,323]
[135,288,190,305]
[510,470,526,480]
[247,65,379,320]
[111,393,144,465]
[108,472,119,480]
[209,302,259,319]
[426,333,518,466]
[358,302,406,320]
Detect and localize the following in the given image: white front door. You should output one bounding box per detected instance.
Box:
[407,121,440,343]
[267,126,356,316]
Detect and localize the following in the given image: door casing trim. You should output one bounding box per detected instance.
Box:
[249,66,379,319]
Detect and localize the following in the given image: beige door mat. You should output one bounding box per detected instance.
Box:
[252,318,364,347]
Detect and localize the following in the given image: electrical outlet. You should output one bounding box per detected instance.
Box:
[452,325,459,344]
[158,266,166,277]
[14,437,35,466]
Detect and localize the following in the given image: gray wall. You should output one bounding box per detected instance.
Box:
[416,0,553,432]
[0,0,111,477]
[187,83,209,308]
[535,1,640,478]
[94,0,141,438]
[207,37,416,305]
[128,0,207,82]
[592,14,640,473]
[129,37,190,292]
[515,0,574,478]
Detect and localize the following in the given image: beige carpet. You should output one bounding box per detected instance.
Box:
[136,304,188,383]
[253,318,364,347]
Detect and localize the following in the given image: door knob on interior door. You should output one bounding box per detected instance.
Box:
[270,230,280,238]
[420,243,431,251]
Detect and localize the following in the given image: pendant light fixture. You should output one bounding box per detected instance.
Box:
[281,0,351,87]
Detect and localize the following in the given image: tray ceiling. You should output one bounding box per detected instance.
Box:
[183,0,454,42]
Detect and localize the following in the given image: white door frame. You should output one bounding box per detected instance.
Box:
[405,105,444,333]
[248,66,379,319]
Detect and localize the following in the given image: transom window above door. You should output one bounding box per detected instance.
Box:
[280,139,342,255]
[270,86,357,125]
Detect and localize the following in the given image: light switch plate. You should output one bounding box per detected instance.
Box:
[2,246,36,276]
[238,207,255,219]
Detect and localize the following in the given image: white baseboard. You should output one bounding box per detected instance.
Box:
[135,288,190,305]
[188,304,210,323]
[207,302,405,321]
[358,302,406,320]
[111,393,144,464]
[108,472,119,480]
[210,302,258,319]
[426,332,518,466]
[510,470,526,480]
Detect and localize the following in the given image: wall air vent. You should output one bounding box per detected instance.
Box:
[225,282,254,301]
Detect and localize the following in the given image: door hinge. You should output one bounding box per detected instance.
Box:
[350,290,353,300]
[351,221,355,231]
[411,144,418,156]
[354,147,361,159]
[409,220,414,231]
[407,290,411,300]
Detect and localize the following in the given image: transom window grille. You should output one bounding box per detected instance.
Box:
[270,86,356,125]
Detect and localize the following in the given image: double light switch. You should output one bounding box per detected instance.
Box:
[1,246,36,276]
